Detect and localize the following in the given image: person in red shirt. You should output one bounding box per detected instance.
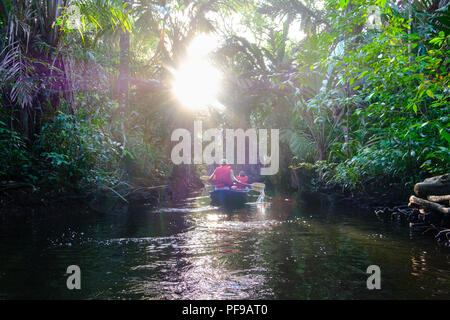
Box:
[208,159,238,190]
[235,171,249,190]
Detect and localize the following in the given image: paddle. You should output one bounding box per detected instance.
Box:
[200,176,265,191]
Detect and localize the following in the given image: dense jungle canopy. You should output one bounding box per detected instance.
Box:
[0,0,449,202]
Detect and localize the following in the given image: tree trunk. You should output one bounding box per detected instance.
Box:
[427,195,450,203]
[116,0,132,147]
[117,29,130,113]
[20,108,29,140]
[414,174,450,197]
[409,195,450,215]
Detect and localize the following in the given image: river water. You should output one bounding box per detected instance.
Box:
[0,189,449,299]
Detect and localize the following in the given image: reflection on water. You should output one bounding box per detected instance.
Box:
[256,189,265,203]
[0,189,449,299]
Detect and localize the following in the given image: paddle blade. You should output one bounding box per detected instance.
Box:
[250,182,265,190]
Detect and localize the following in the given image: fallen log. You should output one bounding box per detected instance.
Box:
[427,194,450,203]
[409,195,450,215]
[414,174,450,197]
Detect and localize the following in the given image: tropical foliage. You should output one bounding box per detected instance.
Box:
[0,0,449,202]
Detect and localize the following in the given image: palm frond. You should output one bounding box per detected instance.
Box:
[0,43,36,108]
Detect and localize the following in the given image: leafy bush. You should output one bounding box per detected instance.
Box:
[36,100,122,192]
[0,120,33,182]
[321,138,449,192]
[297,1,450,193]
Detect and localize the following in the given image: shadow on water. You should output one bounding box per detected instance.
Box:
[0,187,449,299]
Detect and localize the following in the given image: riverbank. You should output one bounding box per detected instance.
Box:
[290,163,410,210]
[0,164,212,220]
[0,182,169,221]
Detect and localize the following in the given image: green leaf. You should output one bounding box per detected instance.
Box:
[426,90,434,98]
[439,128,450,144]
[339,0,349,9]
[357,71,370,79]
[420,121,429,128]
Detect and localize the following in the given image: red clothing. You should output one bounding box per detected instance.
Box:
[236,175,248,189]
[214,165,232,188]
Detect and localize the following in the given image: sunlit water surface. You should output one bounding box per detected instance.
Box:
[0,189,449,299]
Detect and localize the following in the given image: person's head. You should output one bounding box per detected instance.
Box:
[239,171,246,177]
[221,158,227,166]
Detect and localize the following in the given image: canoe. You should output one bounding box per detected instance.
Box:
[210,188,248,206]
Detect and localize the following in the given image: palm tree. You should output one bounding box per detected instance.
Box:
[0,0,131,139]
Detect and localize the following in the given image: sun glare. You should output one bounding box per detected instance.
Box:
[187,33,219,57]
[172,34,223,111]
[172,60,221,110]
